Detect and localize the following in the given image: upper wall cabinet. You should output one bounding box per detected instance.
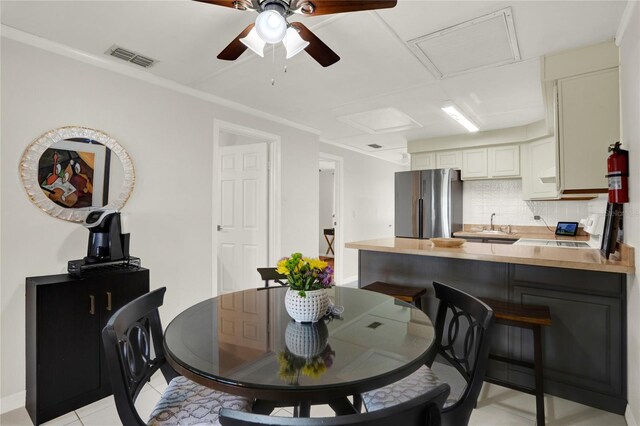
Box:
[522,137,559,200]
[558,68,619,193]
[488,145,520,177]
[461,148,488,179]
[411,152,435,170]
[436,151,462,169]
[461,145,520,180]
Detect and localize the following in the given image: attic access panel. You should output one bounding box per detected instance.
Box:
[338,107,422,134]
[408,7,521,79]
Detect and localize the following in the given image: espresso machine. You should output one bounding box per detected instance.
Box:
[68,209,140,276]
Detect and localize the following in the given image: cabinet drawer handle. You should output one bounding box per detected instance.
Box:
[106,292,112,311]
[89,294,96,315]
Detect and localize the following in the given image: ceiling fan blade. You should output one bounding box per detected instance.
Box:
[217,23,254,60]
[193,0,247,10]
[292,0,397,16]
[290,22,340,67]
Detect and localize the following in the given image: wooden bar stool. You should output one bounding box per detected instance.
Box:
[361,281,426,310]
[257,267,287,288]
[480,298,551,426]
[324,228,335,256]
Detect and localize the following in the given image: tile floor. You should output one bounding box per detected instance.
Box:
[1,373,627,426]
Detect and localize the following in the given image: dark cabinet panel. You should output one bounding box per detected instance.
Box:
[37,282,101,408]
[357,250,627,414]
[507,283,625,412]
[26,268,149,425]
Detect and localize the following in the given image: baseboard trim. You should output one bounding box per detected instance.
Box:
[0,390,25,415]
[627,405,639,426]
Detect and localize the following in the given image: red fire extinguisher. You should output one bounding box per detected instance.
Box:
[606,142,629,203]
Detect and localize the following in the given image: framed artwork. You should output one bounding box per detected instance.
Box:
[20,126,135,222]
[37,139,110,209]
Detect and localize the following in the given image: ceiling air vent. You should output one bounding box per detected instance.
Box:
[407,7,520,79]
[368,144,383,149]
[106,45,157,68]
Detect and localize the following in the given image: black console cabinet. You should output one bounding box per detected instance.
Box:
[26,267,149,425]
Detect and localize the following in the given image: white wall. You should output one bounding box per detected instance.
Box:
[463,179,594,227]
[618,3,640,424]
[0,38,320,406]
[318,169,334,255]
[319,143,407,282]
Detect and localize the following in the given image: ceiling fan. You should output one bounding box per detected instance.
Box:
[196,0,397,67]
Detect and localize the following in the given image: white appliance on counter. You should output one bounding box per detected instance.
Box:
[513,213,605,249]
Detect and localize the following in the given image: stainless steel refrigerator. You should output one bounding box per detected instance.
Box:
[395,169,463,238]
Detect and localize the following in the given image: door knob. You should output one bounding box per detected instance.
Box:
[217,225,224,231]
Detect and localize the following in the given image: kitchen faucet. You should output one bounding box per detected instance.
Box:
[490,213,496,231]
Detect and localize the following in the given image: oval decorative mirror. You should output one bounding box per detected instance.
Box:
[20,126,135,222]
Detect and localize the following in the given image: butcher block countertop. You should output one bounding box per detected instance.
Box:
[345,237,634,274]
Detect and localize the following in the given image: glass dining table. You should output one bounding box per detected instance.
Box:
[163,286,435,416]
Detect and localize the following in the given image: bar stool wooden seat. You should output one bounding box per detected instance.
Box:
[362,281,426,310]
[257,267,287,288]
[479,298,551,426]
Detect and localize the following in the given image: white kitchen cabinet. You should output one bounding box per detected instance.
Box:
[411,152,435,170]
[558,68,619,192]
[522,137,559,200]
[436,151,462,169]
[488,145,520,177]
[461,148,488,179]
[462,145,520,180]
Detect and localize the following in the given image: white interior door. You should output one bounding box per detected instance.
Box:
[218,143,268,293]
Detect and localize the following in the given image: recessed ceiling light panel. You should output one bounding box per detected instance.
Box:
[338,107,422,134]
[441,102,479,132]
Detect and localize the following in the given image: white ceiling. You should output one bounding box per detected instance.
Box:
[0,0,628,164]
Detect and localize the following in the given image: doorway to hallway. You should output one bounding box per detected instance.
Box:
[318,153,343,285]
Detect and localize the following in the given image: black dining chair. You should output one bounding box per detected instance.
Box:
[361,281,494,426]
[257,267,288,288]
[102,287,253,426]
[219,383,450,426]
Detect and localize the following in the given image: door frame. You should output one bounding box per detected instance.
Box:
[213,119,282,296]
[319,152,344,286]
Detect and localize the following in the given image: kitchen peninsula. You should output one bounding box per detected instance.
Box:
[346,237,634,415]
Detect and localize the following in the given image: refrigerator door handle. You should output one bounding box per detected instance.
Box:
[418,198,424,238]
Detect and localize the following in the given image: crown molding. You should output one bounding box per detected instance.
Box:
[0,24,320,136]
[320,138,407,166]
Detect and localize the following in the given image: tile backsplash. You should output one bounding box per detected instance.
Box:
[462,179,607,228]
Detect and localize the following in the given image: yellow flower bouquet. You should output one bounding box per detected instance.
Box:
[277,344,335,384]
[276,253,333,297]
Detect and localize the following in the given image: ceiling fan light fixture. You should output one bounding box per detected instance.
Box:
[283,27,309,59]
[255,9,287,44]
[240,27,266,57]
[441,104,479,133]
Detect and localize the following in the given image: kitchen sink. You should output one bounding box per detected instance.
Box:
[480,230,510,235]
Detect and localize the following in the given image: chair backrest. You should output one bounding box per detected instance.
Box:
[429,282,494,426]
[102,287,177,426]
[257,267,288,288]
[219,383,450,426]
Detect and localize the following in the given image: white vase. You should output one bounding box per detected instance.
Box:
[284,288,329,323]
[284,320,329,357]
